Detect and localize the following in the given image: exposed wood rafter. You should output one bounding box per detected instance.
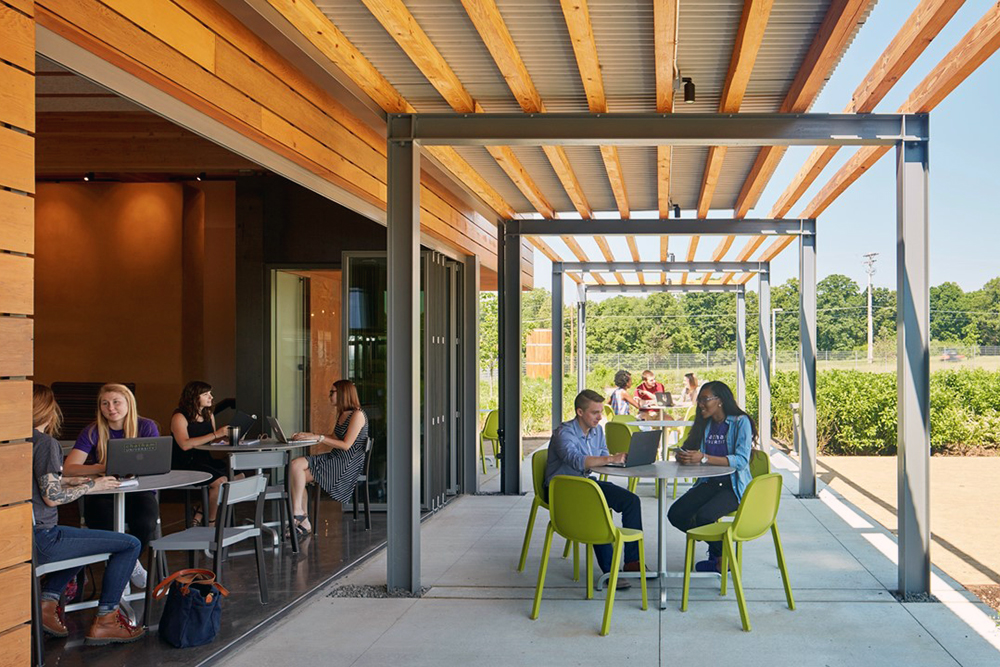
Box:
[655,0,677,285]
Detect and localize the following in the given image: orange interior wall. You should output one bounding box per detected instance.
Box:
[34,182,236,429]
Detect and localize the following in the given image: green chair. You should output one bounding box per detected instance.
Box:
[681,473,794,632]
[531,475,647,636]
[602,404,614,421]
[518,449,578,579]
[718,448,772,520]
[480,409,500,474]
[667,405,698,498]
[603,421,638,493]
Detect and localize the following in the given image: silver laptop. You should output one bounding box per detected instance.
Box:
[604,429,660,468]
[106,436,173,477]
[267,416,320,445]
[655,391,674,407]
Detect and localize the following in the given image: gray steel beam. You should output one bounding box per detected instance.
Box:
[516,218,814,237]
[462,254,480,494]
[758,269,771,455]
[387,113,928,147]
[799,232,818,497]
[499,220,523,494]
[896,139,931,596]
[552,265,564,431]
[386,138,420,592]
[561,261,765,273]
[587,284,742,294]
[736,285,746,408]
[577,283,586,393]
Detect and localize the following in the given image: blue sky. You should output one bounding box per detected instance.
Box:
[532,1,1000,300]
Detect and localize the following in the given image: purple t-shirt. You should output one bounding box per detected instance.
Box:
[73,417,160,465]
[704,419,729,458]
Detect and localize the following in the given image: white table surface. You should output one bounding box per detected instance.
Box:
[194,440,308,453]
[591,460,734,609]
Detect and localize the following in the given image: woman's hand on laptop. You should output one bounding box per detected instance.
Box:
[292,432,316,442]
[89,476,120,492]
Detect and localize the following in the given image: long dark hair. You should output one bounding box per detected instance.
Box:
[682,381,757,450]
[175,380,213,422]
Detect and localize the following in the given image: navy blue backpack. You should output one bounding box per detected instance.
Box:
[153,569,229,648]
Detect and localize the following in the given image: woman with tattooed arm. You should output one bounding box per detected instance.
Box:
[31,384,145,645]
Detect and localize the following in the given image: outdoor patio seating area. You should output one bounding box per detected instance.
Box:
[219,451,1000,667]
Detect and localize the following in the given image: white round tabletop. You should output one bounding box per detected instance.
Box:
[591,460,733,480]
[194,439,309,453]
[88,469,212,494]
[628,420,694,428]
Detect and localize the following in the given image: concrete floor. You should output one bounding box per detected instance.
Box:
[221,451,1000,667]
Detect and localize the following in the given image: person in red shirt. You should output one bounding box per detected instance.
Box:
[635,370,665,419]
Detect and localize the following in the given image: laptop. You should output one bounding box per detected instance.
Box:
[227,411,257,444]
[267,416,320,445]
[604,429,660,468]
[105,436,173,477]
[655,391,674,407]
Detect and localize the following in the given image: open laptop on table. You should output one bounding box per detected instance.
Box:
[105,436,173,484]
[603,429,660,468]
[267,416,320,445]
[655,391,674,407]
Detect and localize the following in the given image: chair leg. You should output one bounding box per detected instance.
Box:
[363,483,371,530]
[562,539,572,559]
[530,523,555,620]
[479,435,487,474]
[637,537,648,611]
[585,544,594,600]
[681,536,694,612]
[572,542,580,581]
[184,490,193,528]
[627,477,638,494]
[143,548,156,628]
[601,538,624,636]
[720,539,729,597]
[672,478,678,499]
[722,535,750,631]
[309,483,320,535]
[771,524,795,610]
[352,484,359,522]
[517,499,540,572]
[254,535,269,605]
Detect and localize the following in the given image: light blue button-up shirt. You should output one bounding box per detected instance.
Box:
[544,417,609,491]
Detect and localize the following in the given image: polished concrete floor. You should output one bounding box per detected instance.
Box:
[39,496,387,667]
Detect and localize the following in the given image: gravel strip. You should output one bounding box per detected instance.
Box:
[327,584,428,599]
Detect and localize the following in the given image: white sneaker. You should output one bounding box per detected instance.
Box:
[130,562,147,589]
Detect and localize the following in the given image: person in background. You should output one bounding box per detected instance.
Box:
[287,379,369,537]
[608,370,644,417]
[634,369,665,419]
[170,381,235,526]
[64,383,159,590]
[679,372,701,405]
[667,381,755,572]
[545,389,642,589]
[31,385,145,645]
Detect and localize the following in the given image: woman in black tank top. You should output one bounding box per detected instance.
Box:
[170,381,233,525]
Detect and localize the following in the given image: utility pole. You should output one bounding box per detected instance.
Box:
[863,253,878,364]
[771,307,783,377]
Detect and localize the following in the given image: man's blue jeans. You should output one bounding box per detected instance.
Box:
[34,525,141,614]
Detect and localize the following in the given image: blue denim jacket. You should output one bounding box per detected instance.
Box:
[692,414,753,501]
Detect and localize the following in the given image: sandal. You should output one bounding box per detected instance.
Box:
[286,515,311,539]
[191,508,204,528]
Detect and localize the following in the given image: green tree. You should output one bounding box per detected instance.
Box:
[479,292,498,393]
[929,282,968,342]
[817,274,864,351]
[966,278,1000,345]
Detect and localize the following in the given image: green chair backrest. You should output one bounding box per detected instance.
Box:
[748,448,771,478]
[610,414,634,424]
[731,473,783,542]
[678,405,697,445]
[605,421,632,455]
[603,404,614,420]
[482,409,500,440]
[549,476,617,546]
[531,448,549,505]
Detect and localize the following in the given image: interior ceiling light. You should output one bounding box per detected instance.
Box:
[84,172,94,182]
[196,172,206,181]
[682,78,695,104]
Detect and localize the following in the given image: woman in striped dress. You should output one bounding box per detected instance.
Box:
[288,379,369,536]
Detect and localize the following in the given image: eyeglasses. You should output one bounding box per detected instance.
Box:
[697,395,719,405]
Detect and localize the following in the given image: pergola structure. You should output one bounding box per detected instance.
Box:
[385,111,931,602]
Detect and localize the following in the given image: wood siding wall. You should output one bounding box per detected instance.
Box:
[34,0,533,286]
[0,0,34,663]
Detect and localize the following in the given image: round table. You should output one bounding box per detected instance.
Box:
[591,460,734,610]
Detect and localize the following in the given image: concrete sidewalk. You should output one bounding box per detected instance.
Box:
[220,451,1000,667]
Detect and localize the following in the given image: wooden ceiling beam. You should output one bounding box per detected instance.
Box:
[560,0,630,220]
[655,0,678,228]
[758,2,1000,262]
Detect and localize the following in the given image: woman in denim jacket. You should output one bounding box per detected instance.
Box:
[667,381,757,572]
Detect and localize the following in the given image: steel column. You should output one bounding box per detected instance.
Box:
[552,265,564,431]
[758,269,771,455]
[462,254,480,494]
[386,139,420,592]
[577,284,587,392]
[736,286,746,408]
[896,139,931,596]
[499,220,523,494]
[799,232,818,497]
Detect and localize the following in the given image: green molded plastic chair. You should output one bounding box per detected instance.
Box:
[681,473,794,632]
[602,404,614,421]
[531,475,647,636]
[518,449,578,578]
[667,405,699,498]
[719,449,772,520]
[603,422,638,493]
[480,409,500,474]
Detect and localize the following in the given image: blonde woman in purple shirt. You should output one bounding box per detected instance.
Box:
[64,383,160,589]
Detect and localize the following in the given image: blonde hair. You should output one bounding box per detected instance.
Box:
[93,384,139,465]
[32,384,64,437]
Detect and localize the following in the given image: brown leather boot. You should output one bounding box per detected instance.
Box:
[40,599,68,638]
[84,609,145,645]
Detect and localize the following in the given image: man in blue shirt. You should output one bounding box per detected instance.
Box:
[545,389,643,586]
